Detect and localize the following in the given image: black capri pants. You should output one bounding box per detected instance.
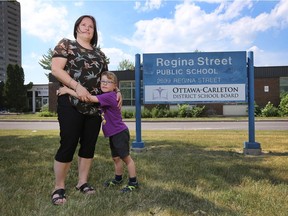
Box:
[55,95,102,163]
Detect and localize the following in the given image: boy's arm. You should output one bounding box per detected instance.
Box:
[58,86,99,103]
[87,95,99,103]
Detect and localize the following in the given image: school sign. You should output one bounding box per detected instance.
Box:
[143,51,247,104]
[133,51,260,155]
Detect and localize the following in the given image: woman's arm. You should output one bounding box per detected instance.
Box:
[51,57,90,101]
[115,88,122,108]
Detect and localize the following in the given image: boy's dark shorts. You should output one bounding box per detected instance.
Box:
[109,129,130,159]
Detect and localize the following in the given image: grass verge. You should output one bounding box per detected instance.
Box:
[0,113,288,121]
[0,130,288,216]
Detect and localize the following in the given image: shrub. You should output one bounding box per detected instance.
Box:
[141,108,152,118]
[177,104,205,117]
[279,94,288,116]
[37,104,57,117]
[122,109,134,118]
[40,104,49,112]
[38,111,57,117]
[177,104,190,117]
[261,101,279,117]
[151,107,161,118]
[246,101,261,116]
[150,105,170,118]
[165,109,178,118]
[191,105,205,117]
[254,102,262,116]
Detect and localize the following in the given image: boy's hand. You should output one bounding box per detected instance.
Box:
[56,86,69,96]
[87,94,94,102]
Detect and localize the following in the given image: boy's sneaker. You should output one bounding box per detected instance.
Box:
[103,179,123,187]
[120,182,139,193]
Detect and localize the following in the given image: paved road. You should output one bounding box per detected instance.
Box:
[0,120,287,130]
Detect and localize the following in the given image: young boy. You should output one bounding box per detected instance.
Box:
[57,71,138,192]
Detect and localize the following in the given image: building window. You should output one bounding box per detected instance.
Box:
[119,80,143,106]
[119,81,135,106]
[280,77,288,95]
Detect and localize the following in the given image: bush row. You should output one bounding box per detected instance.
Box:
[255,93,288,117]
[122,104,206,119]
[39,93,288,118]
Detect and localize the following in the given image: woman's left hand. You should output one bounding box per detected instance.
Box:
[116,91,123,109]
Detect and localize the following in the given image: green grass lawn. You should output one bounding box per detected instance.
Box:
[0,129,288,216]
[1,113,288,121]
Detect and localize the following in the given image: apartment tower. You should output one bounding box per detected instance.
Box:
[0,0,21,83]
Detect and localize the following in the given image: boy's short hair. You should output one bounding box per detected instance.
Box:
[101,71,118,84]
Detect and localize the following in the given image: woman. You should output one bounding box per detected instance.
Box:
[51,15,121,205]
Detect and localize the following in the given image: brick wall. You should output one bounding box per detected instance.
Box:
[48,82,59,113]
[254,78,280,108]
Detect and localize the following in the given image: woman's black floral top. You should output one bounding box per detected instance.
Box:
[52,38,108,115]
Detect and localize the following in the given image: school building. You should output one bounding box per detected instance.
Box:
[43,65,288,116]
[27,84,49,113]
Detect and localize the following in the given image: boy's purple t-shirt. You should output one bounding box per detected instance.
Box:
[96,91,128,137]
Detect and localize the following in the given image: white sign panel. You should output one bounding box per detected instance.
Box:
[145,84,246,103]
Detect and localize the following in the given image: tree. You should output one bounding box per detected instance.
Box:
[4,64,28,112]
[117,59,135,70]
[39,48,53,79]
[0,81,5,109]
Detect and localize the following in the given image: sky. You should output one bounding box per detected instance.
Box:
[18,0,288,84]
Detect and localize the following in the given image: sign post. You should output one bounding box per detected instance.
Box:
[132,53,145,152]
[243,51,261,155]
